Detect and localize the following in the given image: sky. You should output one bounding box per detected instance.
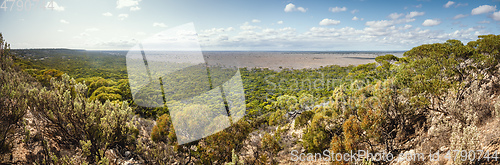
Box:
[0,0,499,51]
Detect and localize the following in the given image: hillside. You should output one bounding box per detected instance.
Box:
[1,33,500,164]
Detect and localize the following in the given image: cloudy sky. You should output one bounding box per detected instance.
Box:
[0,0,499,51]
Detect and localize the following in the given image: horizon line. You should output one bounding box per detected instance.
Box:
[11,48,408,52]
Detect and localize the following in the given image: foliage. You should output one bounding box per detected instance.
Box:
[268,109,286,126]
[135,137,176,165]
[0,33,35,153]
[13,49,128,80]
[467,34,500,74]
[397,39,475,115]
[3,32,500,164]
[225,149,241,165]
[197,120,251,164]
[302,112,337,153]
[26,74,138,163]
[294,110,314,128]
[300,36,500,159]
[260,132,281,164]
[151,114,176,145]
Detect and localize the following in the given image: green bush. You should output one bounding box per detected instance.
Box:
[27,74,137,163]
[260,132,281,164]
[302,112,336,153]
[197,120,251,164]
[151,114,176,145]
[268,109,285,126]
[294,110,314,128]
[0,33,35,153]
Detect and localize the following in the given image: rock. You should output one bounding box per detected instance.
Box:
[124,151,131,158]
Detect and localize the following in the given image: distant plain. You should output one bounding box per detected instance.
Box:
[202,51,405,70]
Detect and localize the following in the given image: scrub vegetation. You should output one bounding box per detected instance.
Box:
[1,33,499,164]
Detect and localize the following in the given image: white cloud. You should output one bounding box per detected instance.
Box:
[118,14,129,20]
[444,1,455,8]
[471,5,496,15]
[366,20,393,28]
[197,21,486,50]
[351,9,359,14]
[252,19,261,23]
[296,7,307,12]
[102,12,113,16]
[406,11,425,18]
[453,14,468,19]
[240,22,261,30]
[116,0,141,9]
[57,30,63,32]
[277,21,283,24]
[153,22,168,28]
[415,4,422,8]
[491,11,500,21]
[284,3,307,13]
[60,19,69,24]
[388,13,404,19]
[200,27,235,38]
[329,7,347,13]
[130,6,141,11]
[352,16,364,21]
[319,19,340,26]
[285,3,296,12]
[46,1,64,11]
[85,28,100,32]
[395,18,416,24]
[401,24,412,30]
[136,32,147,35]
[422,19,441,26]
[362,17,415,37]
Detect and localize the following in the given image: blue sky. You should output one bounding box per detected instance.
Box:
[0,0,499,50]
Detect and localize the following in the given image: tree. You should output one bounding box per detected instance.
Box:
[397,39,474,115]
[467,34,500,74]
[375,54,400,79]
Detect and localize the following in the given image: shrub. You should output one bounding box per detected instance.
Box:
[0,33,35,153]
[302,112,336,153]
[268,109,285,126]
[27,74,137,163]
[273,95,298,112]
[134,137,175,164]
[260,132,281,164]
[294,110,314,128]
[151,114,176,144]
[343,116,362,151]
[449,123,479,165]
[197,120,251,164]
[89,86,123,103]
